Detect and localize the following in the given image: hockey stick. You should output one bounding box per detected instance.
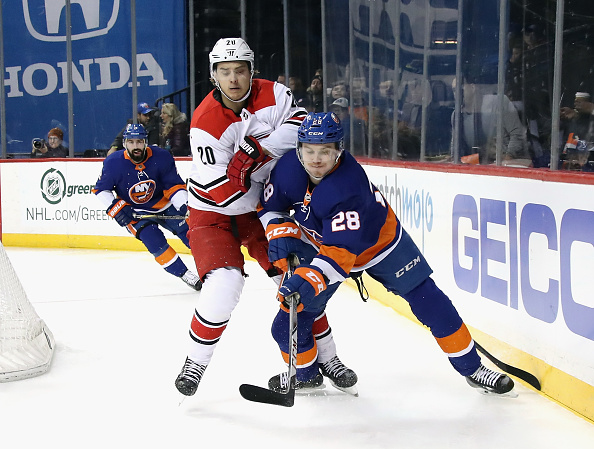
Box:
[475,341,541,390]
[239,255,300,407]
[132,213,188,220]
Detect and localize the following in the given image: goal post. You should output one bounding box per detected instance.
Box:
[0,241,55,382]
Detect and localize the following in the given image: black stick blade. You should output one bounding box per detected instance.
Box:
[475,342,541,390]
[239,384,295,407]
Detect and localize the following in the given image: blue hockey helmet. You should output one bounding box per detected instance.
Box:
[122,123,148,141]
[297,112,344,150]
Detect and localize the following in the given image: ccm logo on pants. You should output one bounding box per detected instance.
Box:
[396,256,421,278]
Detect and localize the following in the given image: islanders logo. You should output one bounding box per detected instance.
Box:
[129,180,156,204]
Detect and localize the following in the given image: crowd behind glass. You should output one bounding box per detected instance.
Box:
[3,1,593,173]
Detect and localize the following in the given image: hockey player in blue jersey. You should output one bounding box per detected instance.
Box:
[93,123,201,291]
[258,112,515,396]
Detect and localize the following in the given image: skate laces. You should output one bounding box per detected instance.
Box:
[471,364,502,387]
[321,356,349,377]
[180,358,206,382]
[278,372,290,390]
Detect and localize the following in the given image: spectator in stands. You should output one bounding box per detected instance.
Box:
[160,103,190,156]
[560,91,594,143]
[378,79,397,120]
[108,102,160,155]
[276,75,307,105]
[330,97,366,154]
[370,108,393,159]
[288,76,307,104]
[505,40,524,112]
[559,91,594,170]
[451,77,531,166]
[306,74,324,112]
[329,81,348,103]
[31,127,68,158]
[522,22,553,167]
[297,95,313,112]
[350,76,369,124]
[396,110,421,161]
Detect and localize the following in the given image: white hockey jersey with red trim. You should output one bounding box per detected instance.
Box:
[187,79,306,215]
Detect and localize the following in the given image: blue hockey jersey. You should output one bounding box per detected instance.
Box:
[259,150,402,285]
[93,146,186,213]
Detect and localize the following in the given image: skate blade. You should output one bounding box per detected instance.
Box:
[475,387,519,398]
[328,380,359,396]
[295,383,326,395]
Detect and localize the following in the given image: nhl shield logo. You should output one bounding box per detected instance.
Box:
[40,168,66,204]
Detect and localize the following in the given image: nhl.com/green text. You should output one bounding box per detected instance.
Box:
[26,205,108,222]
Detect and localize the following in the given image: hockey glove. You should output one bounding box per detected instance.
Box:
[107,198,135,227]
[226,136,266,192]
[177,204,189,218]
[266,218,303,272]
[277,265,327,312]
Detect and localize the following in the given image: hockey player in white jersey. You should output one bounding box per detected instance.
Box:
[174,38,356,396]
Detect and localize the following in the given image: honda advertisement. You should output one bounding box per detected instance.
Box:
[2,1,187,155]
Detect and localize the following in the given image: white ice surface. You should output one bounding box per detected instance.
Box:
[2,247,593,449]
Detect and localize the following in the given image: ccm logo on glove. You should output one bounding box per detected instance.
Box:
[266,221,302,240]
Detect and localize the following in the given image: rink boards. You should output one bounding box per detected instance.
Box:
[0,157,593,422]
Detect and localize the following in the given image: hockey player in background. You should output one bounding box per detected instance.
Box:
[93,123,201,291]
[174,37,357,397]
[258,112,515,396]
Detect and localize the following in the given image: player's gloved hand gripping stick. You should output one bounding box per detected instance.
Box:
[226,136,267,193]
[107,199,135,227]
[239,254,300,407]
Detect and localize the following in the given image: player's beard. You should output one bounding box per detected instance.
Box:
[127,147,146,163]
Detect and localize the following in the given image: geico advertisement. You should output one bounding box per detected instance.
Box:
[364,165,594,386]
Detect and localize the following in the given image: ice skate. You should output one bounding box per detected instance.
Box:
[175,357,207,396]
[181,270,202,291]
[320,355,359,396]
[268,371,324,393]
[466,364,517,397]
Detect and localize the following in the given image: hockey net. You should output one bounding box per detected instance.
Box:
[0,241,55,382]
